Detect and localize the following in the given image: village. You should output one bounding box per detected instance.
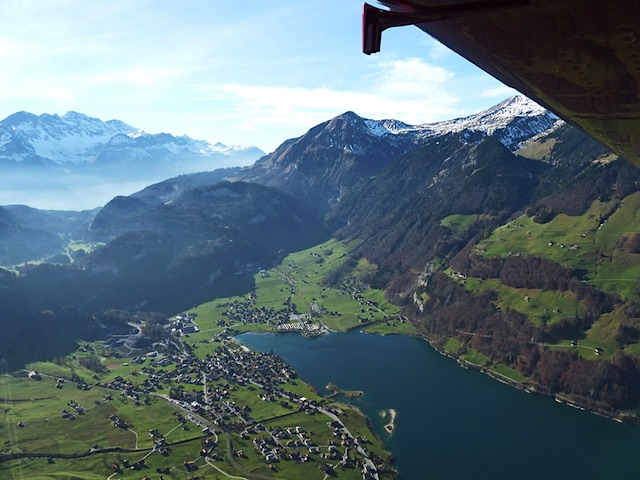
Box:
[102,333,381,478]
[2,242,401,479]
[13,319,387,479]
[209,275,405,335]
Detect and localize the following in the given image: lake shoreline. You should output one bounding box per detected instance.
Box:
[256,327,638,425]
[421,333,638,425]
[237,329,640,479]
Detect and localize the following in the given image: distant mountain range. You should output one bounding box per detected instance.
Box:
[0,95,561,265]
[0,111,265,209]
[0,95,564,291]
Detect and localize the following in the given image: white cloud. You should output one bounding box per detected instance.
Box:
[0,1,514,155]
[371,57,455,99]
[481,85,517,98]
[193,57,461,149]
[428,41,451,61]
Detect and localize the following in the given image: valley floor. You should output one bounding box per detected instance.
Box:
[0,241,400,479]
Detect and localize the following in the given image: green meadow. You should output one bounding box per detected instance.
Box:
[460,348,489,367]
[453,275,586,327]
[0,375,195,453]
[189,238,414,336]
[440,213,479,235]
[444,194,640,362]
[475,193,640,299]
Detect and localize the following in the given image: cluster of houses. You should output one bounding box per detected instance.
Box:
[93,339,299,428]
[96,375,147,405]
[176,345,293,399]
[336,279,402,325]
[168,313,199,335]
[148,428,169,454]
[253,434,288,463]
[112,339,380,475]
[450,270,467,280]
[111,458,145,473]
[327,420,381,478]
[276,318,321,334]
[109,414,128,429]
[59,400,85,420]
[547,240,580,250]
[217,293,298,328]
[246,418,380,479]
[22,342,383,479]
[19,291,384,477]
[250,424,322,463]
[213,275,400,334]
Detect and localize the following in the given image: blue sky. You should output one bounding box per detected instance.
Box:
[1,0,515,153]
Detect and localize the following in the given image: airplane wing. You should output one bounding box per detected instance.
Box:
[363,0,640,166]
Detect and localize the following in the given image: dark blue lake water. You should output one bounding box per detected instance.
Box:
[237,330,640,480]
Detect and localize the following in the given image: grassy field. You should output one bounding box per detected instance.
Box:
[475,194,640,300]
[1,438,234,479]
[362,320,416,335]
[443,337,464,355]
[0,375,195,453]
[461,348,489,367]
[440,214,479,235]
[450,272,586,328]
[490,364,529,384]
[189,238,413,336]
[452,194,640,363]
[66,241,105,255]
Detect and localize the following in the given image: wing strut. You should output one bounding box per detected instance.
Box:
[363,1,528,55]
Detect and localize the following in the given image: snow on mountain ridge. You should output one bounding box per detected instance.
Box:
[0,111,136,164]
[210,141,263,155]
[425,95,556,136]
[0,111,263,165]
[364,118,417,137]
[358,95,559,150]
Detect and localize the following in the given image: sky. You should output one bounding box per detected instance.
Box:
[1,0,516,154]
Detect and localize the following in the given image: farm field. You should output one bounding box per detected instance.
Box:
[189,238,414,337]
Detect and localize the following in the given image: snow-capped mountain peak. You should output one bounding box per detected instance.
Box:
[128,129,145,139]
[0,111,264,166]
[211,141,262,155]
[0,111,136,164]
[358,95,560,150]
[425,95,556,136]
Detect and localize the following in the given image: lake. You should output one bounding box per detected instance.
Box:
[237,330,640,479]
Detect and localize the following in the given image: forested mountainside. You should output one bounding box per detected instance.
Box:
[5,95,640,417]
[0,206,64,264]
[0,181,327,368]
[238,96,557,213]
[327,134,549,292]
[328,121,640,416]
[33,180,325,312]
